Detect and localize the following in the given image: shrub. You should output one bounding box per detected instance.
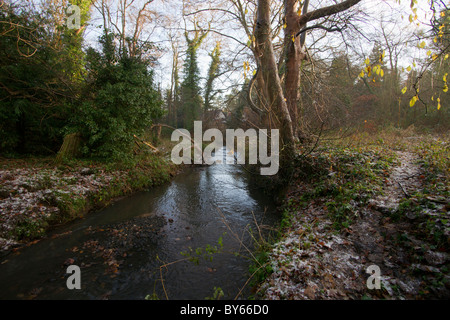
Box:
[66,33,163,160]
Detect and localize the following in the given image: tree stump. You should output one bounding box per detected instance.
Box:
[55,133,83,163]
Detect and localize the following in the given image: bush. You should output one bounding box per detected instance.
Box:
[66,33,163,160]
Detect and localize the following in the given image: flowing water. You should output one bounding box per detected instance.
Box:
[0,148,279,300]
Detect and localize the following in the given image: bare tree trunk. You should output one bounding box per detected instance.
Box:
[170,36,180,127]
[284,0,306,140]
[255,0,296,175]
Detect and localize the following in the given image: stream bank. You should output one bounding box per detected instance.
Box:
[0,147,279,300]
[0,153,178,254]
[257,132,449,299]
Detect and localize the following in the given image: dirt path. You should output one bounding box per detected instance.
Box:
[349,151,427,298]
[261,150,449,299]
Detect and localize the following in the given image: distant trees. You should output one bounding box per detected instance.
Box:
[165,33,181,128]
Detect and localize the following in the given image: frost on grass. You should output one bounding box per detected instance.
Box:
[258,144,449,300]
[259,205,367,300]
[0,167,126,251]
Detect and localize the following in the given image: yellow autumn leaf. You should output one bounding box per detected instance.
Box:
[409,96,418,107]
[432,54,438,61]
[445,54,449,60]
[441,12,445,17]
[359,70,365,78]
[407,66,412,72]
[437,97,441,110]
[444,73,448,82]
[297,5,302,15]
[380,69,384,77]
[401,86,407,94]
[427,50,432,56]
[444,85,448,93]
[365,58,370,65]
[419,41,426,48]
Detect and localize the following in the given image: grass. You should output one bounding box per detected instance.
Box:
[291,140,398,231]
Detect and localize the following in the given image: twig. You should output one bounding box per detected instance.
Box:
[234,262,270,300]
[395,179,409,198]
[157,256,191,300]
[133,134,159,152]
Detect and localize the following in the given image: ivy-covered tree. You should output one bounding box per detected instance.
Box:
[180,24,209,131]
[204,41,221,113]
[66,32,163,160]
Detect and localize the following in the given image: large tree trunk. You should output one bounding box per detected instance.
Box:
[284,0,305,140]
[254,0,362,178]
[255,0,296,177]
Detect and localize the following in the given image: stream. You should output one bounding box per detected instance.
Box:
[0,147,279,300]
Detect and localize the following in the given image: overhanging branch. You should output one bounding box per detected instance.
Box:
[296,24,346,38]
[298,0,362,26]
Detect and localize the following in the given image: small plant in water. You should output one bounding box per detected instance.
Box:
[205,286,224,300]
